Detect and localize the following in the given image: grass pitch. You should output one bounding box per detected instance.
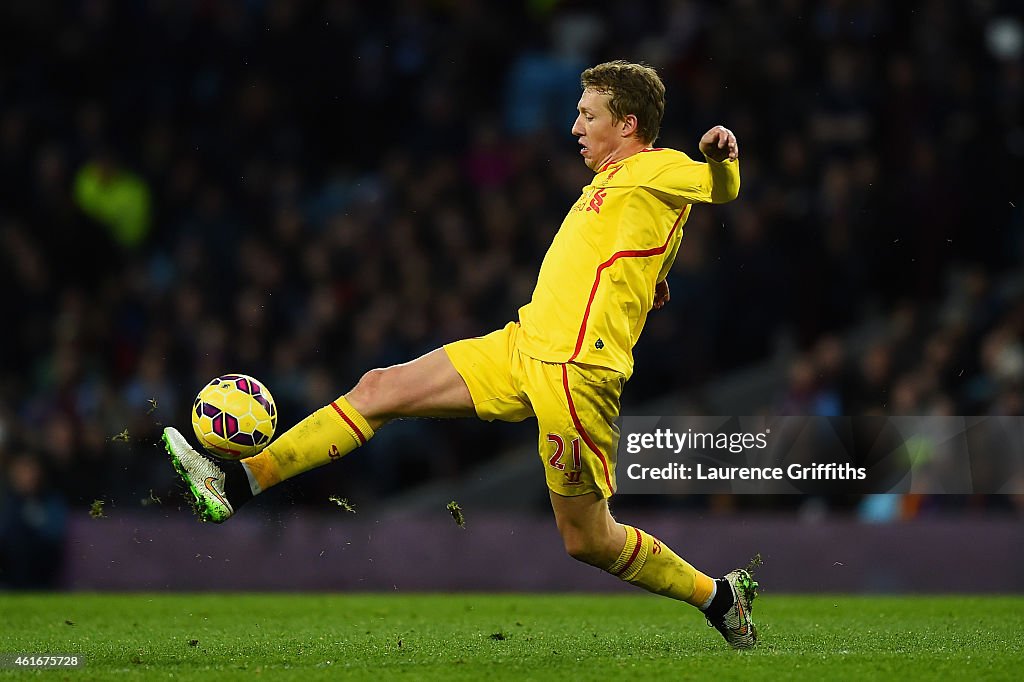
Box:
[1,593,1021,680]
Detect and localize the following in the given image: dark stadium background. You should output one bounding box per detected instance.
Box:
[1,1,1021,592]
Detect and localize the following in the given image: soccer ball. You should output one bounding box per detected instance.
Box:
[191,374,278,460]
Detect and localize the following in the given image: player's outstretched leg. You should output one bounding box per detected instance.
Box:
[163,426,234,523]
[164,348,474,522]
[162,394,373,522]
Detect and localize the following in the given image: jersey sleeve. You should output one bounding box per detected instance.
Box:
[641,151,740,205]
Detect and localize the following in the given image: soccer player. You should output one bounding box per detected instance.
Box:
[164,61,759,648]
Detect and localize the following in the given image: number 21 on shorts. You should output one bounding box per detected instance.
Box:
[547,433,583,484]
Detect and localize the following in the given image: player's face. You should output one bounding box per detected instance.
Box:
[572,88,625,171]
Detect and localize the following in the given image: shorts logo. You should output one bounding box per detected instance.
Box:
[594,338,604,350]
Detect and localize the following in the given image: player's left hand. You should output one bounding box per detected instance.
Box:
[653,279,670,310]
[699,125,739,162]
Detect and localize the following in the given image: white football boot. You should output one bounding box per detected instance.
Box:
[162,426,234,523]
[708,567,759,649]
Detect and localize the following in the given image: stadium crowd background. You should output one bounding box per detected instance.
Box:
[2,1,1023,586]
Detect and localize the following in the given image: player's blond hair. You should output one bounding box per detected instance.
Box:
[581,61,666,144]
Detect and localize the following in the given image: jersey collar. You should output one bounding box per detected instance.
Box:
[598,147,664,173]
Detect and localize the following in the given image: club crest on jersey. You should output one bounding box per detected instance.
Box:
[586,188,607,213]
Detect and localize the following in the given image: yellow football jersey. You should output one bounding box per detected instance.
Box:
[517,148,740,377]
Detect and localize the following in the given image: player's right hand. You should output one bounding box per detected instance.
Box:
[699,126,739,162]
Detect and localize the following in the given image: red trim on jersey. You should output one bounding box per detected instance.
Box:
[331,401,367,445]
[614,527,644,577]
[599,148,666,172]
[561,364,614,494]
[568,205,689,362]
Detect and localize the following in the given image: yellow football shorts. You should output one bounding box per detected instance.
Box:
[444,321,625,498]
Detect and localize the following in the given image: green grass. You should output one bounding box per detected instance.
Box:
[1,593,1021,680]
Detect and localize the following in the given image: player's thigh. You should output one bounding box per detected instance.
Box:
[348,348,476,421]
[443,321,533,422]
[529,362,625,498]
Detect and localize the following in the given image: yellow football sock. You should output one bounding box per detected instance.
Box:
[608,525,716,608]
[241,396,373,493]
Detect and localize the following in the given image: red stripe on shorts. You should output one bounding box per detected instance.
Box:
[560,364,614,494]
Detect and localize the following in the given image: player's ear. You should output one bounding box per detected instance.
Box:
[620,114,639,138]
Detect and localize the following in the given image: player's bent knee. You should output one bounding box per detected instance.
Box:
[561,529,614,568]
[349,368,394,417]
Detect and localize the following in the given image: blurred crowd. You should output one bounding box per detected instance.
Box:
[1,0,1023,582]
